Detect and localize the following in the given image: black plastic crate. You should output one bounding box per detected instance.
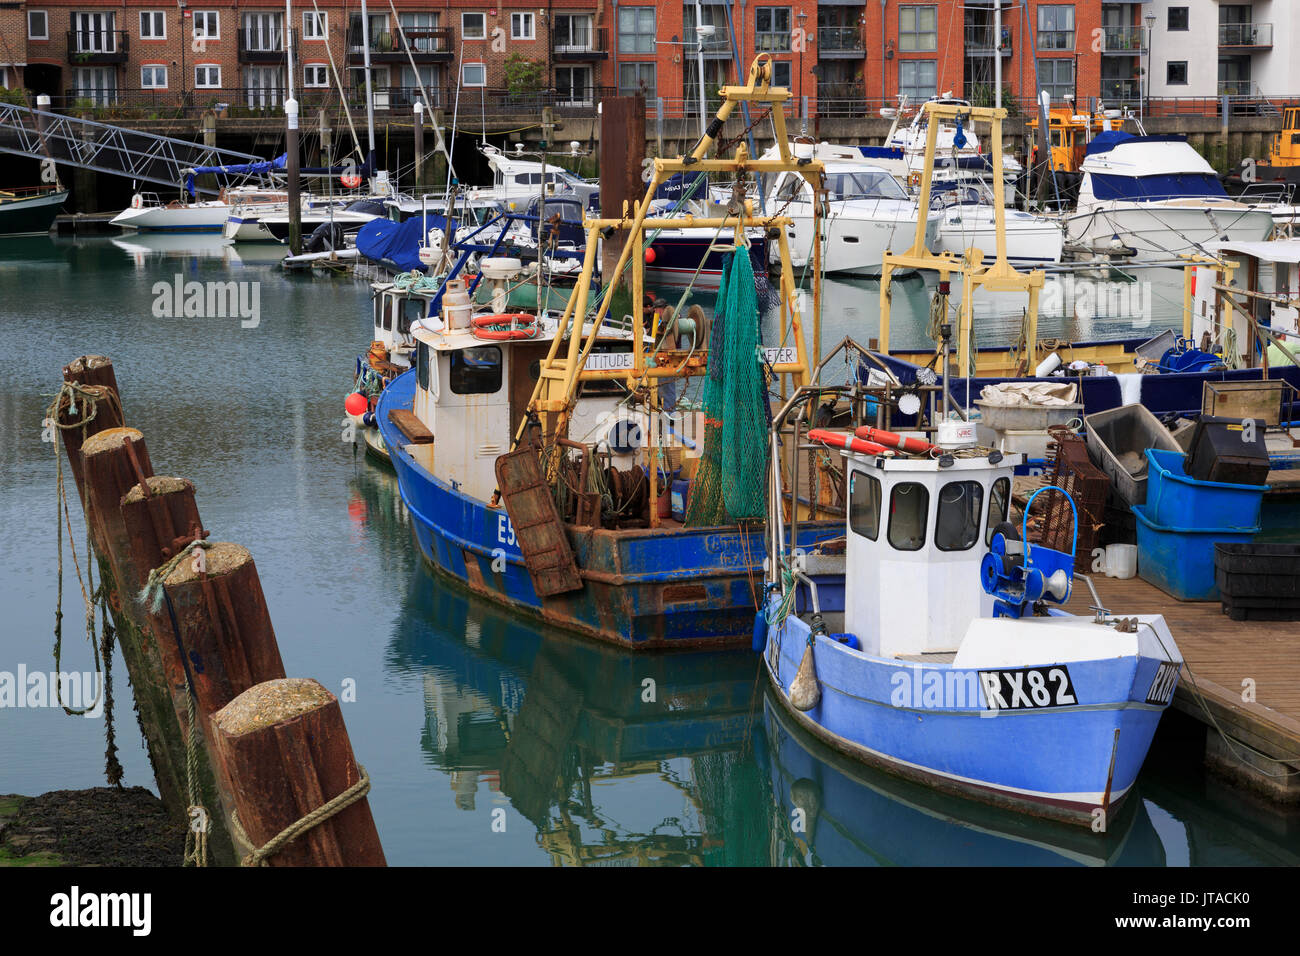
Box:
[1188,415,1270,486]
[1215,543,1300,620]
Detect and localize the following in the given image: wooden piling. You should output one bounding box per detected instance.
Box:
[157,540,287,719]
[212,679,386,866]
[57,355,125,518]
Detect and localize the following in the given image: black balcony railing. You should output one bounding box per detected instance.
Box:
[819,27,865,55]
[552,26,607,58]
[237,28,297,62]
[348,27,455,60]
[1219,23,1272,48]
[1100,26,1146,54]
[67,30,129,64]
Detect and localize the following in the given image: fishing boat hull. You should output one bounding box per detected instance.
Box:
[1064,202,1274,261]
[0,188,67,236]
[763,611,1180,826]
[377,369,838,648]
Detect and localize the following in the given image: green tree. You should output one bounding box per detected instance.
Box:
[504,54,544,93]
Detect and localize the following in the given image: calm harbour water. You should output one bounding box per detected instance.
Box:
[1,235,1296,866]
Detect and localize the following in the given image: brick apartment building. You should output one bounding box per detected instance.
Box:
[0,2,1280,117]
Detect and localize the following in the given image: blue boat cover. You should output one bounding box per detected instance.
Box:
[654,172,708,201]
[1084,132,1190,156]
[856,145,905,160]
[1090,172,1226,201]
[357,215,452,273]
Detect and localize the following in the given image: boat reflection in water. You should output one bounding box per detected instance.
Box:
[758,693,1168,867]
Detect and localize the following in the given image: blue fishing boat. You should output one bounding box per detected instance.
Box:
[758,388,1184,826]
[373,56,834,648]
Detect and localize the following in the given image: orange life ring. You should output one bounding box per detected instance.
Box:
[808,428,891,457]
[341,173,362,189]
[471,313,538,340]
[854,425,938,455]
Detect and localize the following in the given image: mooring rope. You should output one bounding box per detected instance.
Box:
[45,380,124,785]
[229,766,372,867]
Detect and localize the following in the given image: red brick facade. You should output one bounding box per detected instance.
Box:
[0,1,1140,113]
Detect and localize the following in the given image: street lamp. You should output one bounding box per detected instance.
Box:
[797,9,808,127]
[1143,13,1156,122]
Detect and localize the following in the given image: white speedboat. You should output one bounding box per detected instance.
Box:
[1064,132,1275,260]
[885,95,1024,205]
[934,179,1064,265]
[764,144,940,275]
[111,186,289,233]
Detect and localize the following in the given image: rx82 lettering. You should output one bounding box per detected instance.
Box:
[979,666,1077,711]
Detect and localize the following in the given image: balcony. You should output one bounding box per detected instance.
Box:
[818,26,865,58]
[1218,23,1272,50]
[348,27,454,63]
[1100,25,1146,55]
[552,26,607,60]
[1100,78,1140,101]
[1218,79,1253,97]
[66,30,129,64]
[964,25,1012,56]
[238,29,296,63]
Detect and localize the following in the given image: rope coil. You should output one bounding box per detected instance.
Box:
[229,766,372,867]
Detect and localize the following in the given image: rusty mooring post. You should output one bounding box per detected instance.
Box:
[212,678,386,866]
[56,355,125,544]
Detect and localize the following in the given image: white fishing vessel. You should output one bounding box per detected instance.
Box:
[763,142,940,275]
[1064,132,1275,260]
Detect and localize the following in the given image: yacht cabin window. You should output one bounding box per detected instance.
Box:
[935,481,984,552]
[849,471,882,540]
[450,346,503,395]
[887,482,929,551]
[986,477,1010,544]
[823,171,908,202]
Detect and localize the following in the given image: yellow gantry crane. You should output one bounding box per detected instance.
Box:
[879,101,1047,376]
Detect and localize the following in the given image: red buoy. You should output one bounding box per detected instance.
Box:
[644,247,656,264]
[807,428,891,456]
[854,425,939,456]
[345,392,369,417]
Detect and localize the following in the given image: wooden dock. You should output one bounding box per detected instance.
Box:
[1066,575,1300,802]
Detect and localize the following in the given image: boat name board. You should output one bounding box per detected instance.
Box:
[978,666,1077,711]
[764,346,797,366]
[584,352,635,372]
[1146,662,1179,706]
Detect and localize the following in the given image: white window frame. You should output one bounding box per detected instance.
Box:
[510,12,534,40]
[192,11,220,41]
[140,11,167,40]
[28,10,49,40]
[304,63,330,87]
[195,64,222,88]
[462,62,486,87]
[141,65,168,88]
[303,10,327,40]
[462,12,485,40]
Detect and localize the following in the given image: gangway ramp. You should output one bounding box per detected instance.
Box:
[0,102,269,195]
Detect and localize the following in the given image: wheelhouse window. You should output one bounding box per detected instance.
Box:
[936,481,984,552]
[450,346,502,394]
[417,342,431,391]
[849,472,882,541]
[888,482,929,551]
[986,477,1010,544]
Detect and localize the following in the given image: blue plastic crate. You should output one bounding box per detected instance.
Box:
[1133,503,1258,601]
[1145,448,1266,530]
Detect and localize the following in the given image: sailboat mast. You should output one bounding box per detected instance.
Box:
[360,0,379,181]
[693,0,707,138]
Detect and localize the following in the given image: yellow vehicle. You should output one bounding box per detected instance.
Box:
[1258,106,1300,186]
[1028,108,1107,173]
